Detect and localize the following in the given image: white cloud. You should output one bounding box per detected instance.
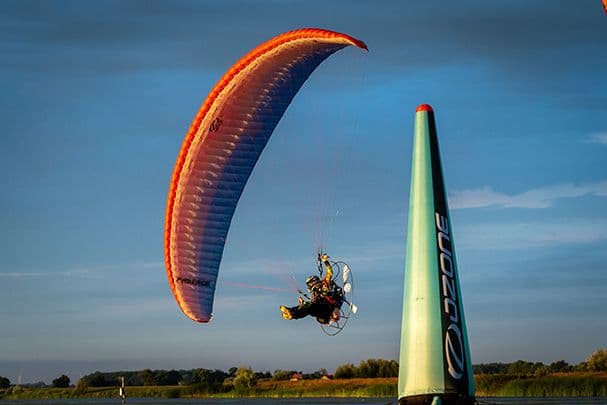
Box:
[585,133,607,145]
[456,219,607,251]
[0,261,163,278]
[449,181,607,209]
[0,269,92,278]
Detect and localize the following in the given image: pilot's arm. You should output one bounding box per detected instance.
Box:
[319,253,333,283]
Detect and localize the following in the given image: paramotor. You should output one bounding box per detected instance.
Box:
[316,256,357,336]
[164,28,367,323]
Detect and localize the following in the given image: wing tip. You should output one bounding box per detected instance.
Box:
[195,312,214,323]
[286,27,367,51]
[188,314,212,324]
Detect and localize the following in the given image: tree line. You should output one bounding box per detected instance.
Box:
[1,348,606,390]
[0,375,70,389]
[74,359,398,389]
[473,348,607,377]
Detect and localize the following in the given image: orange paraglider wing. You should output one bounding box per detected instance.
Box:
[164,28,367,323]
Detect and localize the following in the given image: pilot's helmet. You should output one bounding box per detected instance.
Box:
[306,275,321,287]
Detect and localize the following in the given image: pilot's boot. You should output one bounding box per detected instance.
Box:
[280,306,293,320]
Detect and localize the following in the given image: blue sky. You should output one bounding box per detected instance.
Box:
[1,0,606,384]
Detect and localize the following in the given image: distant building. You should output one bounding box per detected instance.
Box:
[290,373,303,382]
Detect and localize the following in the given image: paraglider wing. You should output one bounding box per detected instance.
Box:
[604,0,607,14]
[164,28,367,323]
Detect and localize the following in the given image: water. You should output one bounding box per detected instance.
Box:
[483,399,607,405]
[2,399,607,405]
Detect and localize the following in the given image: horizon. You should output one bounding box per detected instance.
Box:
[2,354,599,386]
[1,0,606,385]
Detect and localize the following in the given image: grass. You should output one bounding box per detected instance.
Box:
[0,385,184,400]
[0,379,397,400]
[250,377,397,398]
[3,373,607,400]
[475,372,607,397]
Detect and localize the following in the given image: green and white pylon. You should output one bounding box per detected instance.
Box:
[398,104,475,405]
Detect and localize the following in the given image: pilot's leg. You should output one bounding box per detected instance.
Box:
[309,302,332,324]
[280,301,311,320]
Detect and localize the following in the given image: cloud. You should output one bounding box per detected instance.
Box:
[450,181,607,209]
[0,261,163,278]
[1,0,605,113]
[0,269,91,278]
[456,219,607,251]
[2,0,605,85]
[586,133,607,145]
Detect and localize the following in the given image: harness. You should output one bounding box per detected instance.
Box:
[311,280,338,305]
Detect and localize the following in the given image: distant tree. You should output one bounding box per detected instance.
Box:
[377,359,399,377]
[179,371,193,385]
[138,369,157,386]
[74,379,88,395]
[233,367,256,392]
[222,377,234,391]
[210,369,229,385]
[191,368,228,387]
[52,374,70,388]
[473,363,509,374]
[155,370,181,385]
[0,376,10,388]
[334,359,398,379]
[124,372,143,386]
[357,359,379,378]
[89,371,108,387]
[533,364,549,377]
[586,349,607,371]
[506,360,545,376]
[254,371,271,380]
[192,368,209,385]
[272,370,296,381]
[548,360,572,373]
[24,381,47,388]
[334,363,356,379]
[302,368,329,379]
[186,368,229,395]
[80,371,111,387]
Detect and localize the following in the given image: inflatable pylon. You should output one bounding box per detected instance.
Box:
[398,105,475,405]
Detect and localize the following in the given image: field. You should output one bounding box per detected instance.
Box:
[0,378,396,400]
[252,377,396,397]
[2,373,607,400]
[475,372,607,397]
